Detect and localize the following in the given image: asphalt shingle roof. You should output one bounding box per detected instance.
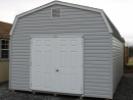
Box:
[0,21,12,38]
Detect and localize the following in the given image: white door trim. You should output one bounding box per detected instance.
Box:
[30,35,84,94]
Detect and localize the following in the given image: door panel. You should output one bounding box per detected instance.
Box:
[30,37,83,94]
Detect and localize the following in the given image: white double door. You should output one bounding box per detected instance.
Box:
[30,37,83,94]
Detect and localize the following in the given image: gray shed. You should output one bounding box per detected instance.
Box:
[9,1,124,99]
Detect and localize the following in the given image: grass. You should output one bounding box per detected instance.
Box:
[127,57,133,66]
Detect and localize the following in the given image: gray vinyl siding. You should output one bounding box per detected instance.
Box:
[83,34,112,99]
[10,35,31,90]
[10,4,114,99]
[13,4,108,34]
[112,36,123,93]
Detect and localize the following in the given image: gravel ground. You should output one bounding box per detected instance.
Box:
[0,74,133,100]
[113,74,133,100]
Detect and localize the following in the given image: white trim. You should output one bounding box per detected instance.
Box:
[10,0,113,35]
[30,36,84,94]
[101,12,113,33]
[9,37,12,89]
[9,16,18,35]
[30,33,83,38]
[29,37,33,91]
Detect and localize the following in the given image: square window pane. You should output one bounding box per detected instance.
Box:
[1,39,9,49]
[5,40,9,44]
[2,45,8,49]
[1,40,8,44]
[1,40,5,44]
[1,50,8,58]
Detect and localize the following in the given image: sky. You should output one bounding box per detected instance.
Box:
[0,0,133,45]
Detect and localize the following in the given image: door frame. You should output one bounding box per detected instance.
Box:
[29,34,84,95]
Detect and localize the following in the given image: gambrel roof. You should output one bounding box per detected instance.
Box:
[10,0,124,42]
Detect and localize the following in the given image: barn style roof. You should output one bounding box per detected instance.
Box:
[0,21,12,38]
[10,0,124,42]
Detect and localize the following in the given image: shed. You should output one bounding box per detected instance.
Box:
[9,1,124,99]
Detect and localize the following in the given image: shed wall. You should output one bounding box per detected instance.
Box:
[10,4,112,98]
[112,36,123,92]
[83,34,112,98]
